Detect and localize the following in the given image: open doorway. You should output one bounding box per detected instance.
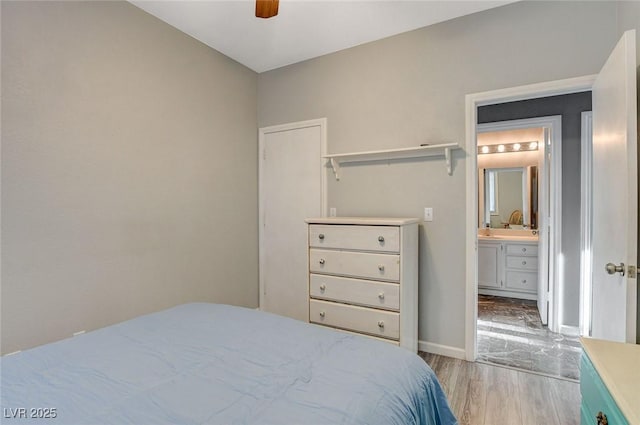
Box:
[474,118,583,380]
[467,78,590,379]
[476,119,557,328]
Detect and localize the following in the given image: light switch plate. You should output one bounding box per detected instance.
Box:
[424,207,433,222]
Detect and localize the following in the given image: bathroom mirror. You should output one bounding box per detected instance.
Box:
[479,166,538,229]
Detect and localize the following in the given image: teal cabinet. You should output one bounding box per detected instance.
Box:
[580,338,639,425]
[580,353,628,425]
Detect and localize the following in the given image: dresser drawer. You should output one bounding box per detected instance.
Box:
[505,255,538,270]
[309,274,400,311]
[580,353,628,425]
[309,249,400,282]
[309,225,400,253]
[506,243,538,256]
[310,299,400,340]
[505,270,537,292]
[326,326,400,346]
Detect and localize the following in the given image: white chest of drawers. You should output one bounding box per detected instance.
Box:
[305,217,419,352]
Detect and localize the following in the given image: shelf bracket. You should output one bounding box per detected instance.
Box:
[444,147,452,175]
[329,158,341,181]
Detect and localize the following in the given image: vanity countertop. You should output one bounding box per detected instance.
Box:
[581,338,640,425]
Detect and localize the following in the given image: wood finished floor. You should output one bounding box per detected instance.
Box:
[419,352,581,425]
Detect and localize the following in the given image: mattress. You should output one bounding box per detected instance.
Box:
[1,303,457,424]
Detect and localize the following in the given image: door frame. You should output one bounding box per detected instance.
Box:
[476,115,562,330]
[464,75,596,361]
[258,118,329,311]
[579,111,594,337]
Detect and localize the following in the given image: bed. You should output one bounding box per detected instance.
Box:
[1,303,457,424]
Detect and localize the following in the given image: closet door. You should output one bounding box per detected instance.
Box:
[259,119,326,321]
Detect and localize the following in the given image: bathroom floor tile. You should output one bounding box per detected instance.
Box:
[477,295,581,381]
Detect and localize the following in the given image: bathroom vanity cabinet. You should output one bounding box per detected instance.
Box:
[478,238,538,300]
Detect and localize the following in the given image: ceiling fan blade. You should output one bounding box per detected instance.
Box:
[255,0,279,18]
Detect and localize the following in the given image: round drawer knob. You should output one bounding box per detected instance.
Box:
[319,284,326,292]
[522,280,527,284]
[318,234,325,240]
[378,265,385,272]
[377,320,385,328]
[319,311,325,318]
[378,292,385,300]
[522,261,527,265]
[319,259,325,265]
[522,248,526,252]
[596,412,608,425]
[378,236,385,242]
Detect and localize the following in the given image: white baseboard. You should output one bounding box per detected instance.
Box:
[559,325,580,337]
[418,340,466,360]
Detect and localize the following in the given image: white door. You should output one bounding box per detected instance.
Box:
[537,127,551,326]
[591,30,637,343]
[259,119,326,321]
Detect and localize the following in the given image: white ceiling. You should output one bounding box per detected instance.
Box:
[131,0,515,73]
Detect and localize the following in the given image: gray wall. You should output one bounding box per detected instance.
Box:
[617,2,640,60]
[1,1,259,354]
[258,1,624,349]
[478,92,593,328]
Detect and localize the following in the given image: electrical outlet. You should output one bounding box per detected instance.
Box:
[329,207,337,217]
[424,207,433,222]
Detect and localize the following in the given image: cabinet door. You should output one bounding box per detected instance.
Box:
[478,243,501,288]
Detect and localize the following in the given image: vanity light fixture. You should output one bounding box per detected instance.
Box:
[478,141,540,155]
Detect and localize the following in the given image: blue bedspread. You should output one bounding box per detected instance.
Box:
[1,303,457,424]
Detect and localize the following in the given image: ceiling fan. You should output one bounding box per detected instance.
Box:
[255,0,279,18]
